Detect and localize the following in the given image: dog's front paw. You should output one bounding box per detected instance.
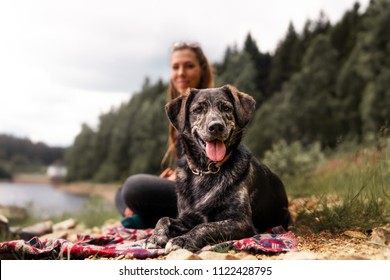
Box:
[145,217,172,249]
[165,236,198,253]
[146,232,169,249]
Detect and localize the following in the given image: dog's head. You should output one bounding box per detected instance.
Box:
[165,85,255,162]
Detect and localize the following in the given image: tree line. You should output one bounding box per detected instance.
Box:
[0,134,65,178]
[65,0,390,183]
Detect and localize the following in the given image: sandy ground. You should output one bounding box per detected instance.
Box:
[55,182,120,204]
[12,174,52,184]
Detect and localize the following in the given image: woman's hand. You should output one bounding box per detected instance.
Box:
[124,207,134,217]
[160,168,176,181]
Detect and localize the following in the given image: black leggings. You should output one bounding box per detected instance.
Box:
[115,174,178,228]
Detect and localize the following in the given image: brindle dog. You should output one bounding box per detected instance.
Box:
[147,85,290,252]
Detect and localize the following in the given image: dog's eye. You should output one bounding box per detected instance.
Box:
[192,107,203,114]
[222,104,233,113]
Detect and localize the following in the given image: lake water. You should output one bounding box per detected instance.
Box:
[0,182,90,218]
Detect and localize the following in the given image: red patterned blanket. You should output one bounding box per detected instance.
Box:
[0,225,297,260]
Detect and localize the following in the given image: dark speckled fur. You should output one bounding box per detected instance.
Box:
[147,85,290,252]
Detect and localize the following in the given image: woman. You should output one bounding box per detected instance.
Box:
[115,41,214,229]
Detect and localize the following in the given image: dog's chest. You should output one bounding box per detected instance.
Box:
[177,172,231,211]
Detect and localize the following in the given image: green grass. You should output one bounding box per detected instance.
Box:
[71,195,121,228]
[286,143,390,233]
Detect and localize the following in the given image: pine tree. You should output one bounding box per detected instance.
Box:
[337,0,390,140]
[267,22,300,95]
[65,124,98,180]
[243,33,272,101]
[330,2,362,64]
[216,49,260,104]
[246,34,340,156]
[358,0,390,137]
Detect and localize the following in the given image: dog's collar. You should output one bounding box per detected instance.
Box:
[187,152,232,176]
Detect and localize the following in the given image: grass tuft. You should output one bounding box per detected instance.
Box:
[286,141,390,233]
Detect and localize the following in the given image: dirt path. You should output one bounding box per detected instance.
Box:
[265,229,390,260]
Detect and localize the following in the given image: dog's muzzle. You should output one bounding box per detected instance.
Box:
[208,121,225,135]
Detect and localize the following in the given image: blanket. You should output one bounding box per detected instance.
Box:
[0,225,297,260]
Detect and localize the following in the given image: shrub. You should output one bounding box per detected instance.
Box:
[0,164,12,180]
[262,140,324,180]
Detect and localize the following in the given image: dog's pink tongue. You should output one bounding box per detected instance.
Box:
[205,140,226,162]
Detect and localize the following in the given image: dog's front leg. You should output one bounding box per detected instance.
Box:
[146,217,191,249]
[166,219,255,253]
[146,217,171,248]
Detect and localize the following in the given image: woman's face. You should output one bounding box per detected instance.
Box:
[171,49,202,94]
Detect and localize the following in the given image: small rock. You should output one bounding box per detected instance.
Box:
[53,219,76,231]
[18,220,53,240]
[233,252,258,260]
[0,214,8,224]
[330,254,369,260]
[371,227,390,246]
[283,251,320,260]
[343,230,367,239]
[166,249,201,260]
[0,205,28,221]
[104,219,121,226]
[67,234,79,243]
[383,250,390,259]
[91,226,101,234]
[198,251,239,260]
[0,214,10,239]
[41,230,68,240]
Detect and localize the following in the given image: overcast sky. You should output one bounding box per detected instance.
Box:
[0,0,369,147]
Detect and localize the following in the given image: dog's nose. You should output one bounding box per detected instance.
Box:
[208,121,225,134]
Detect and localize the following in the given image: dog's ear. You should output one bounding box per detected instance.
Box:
[165,88,197,132]
[165,95,185,131]
[224,85,256,127]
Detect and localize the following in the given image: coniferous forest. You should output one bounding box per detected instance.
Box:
[65,0,390,183]
[0,134,64,178]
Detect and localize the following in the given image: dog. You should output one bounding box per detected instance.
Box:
[147,85,290,252]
